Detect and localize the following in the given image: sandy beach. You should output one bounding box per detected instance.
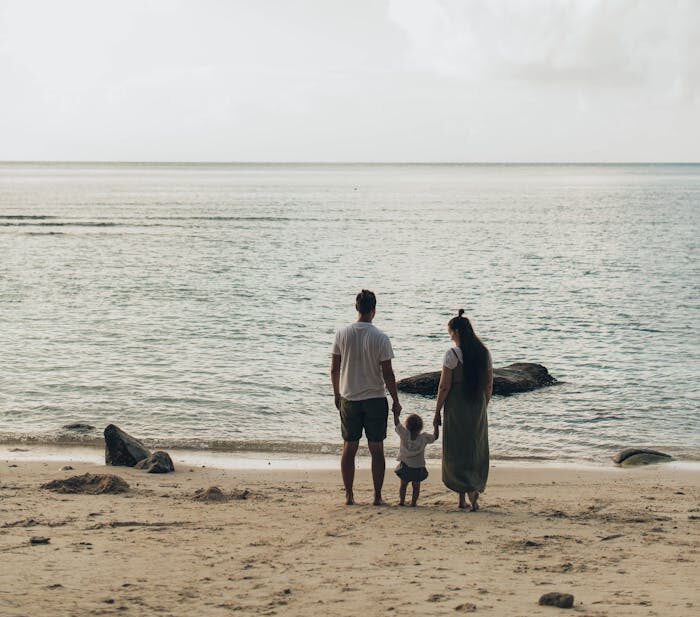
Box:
[1,453,698,616]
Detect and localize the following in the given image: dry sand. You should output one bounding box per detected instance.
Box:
[1,455,698,616]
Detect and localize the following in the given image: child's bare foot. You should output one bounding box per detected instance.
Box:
[345,490,354,505]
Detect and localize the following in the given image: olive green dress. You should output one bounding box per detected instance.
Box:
[442,349,490,494]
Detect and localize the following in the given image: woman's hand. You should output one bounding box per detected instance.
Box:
[433,411,442,427]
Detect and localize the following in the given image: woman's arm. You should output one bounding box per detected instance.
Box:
[485,356,493,404]
[433,366,452,427]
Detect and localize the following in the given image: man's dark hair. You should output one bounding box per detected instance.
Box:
[355,289,377,315]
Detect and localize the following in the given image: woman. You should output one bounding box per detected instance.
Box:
[433,309,493,511]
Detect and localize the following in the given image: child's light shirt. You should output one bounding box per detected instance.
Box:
[395,423,436,468]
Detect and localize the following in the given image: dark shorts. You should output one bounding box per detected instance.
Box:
[339,397,389,442]
[394,462,429,483]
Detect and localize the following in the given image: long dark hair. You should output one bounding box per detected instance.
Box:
[448,309,489,397]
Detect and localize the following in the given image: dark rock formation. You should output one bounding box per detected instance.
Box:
[41,473,129,494]
[398,362,556,397]
[538,592,574,608]
[134,451,175,474]
[612,448,673,466]
[104,424,150,467]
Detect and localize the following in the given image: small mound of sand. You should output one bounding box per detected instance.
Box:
[193,486,250,502]
[41,473,129,495]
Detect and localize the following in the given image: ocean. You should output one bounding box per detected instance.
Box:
[1,162,698,463]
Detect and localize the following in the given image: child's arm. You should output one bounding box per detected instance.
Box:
[393,410,400,427]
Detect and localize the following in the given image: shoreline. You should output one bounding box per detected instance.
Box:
[4,442,700,472]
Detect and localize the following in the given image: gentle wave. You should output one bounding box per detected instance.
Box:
[2,431,698,463]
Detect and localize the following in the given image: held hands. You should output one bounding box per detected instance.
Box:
[433,411,442,428]
[391,400,402,416]
[334,392,341,411]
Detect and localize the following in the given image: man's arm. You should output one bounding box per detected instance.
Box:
[380,359,401,415]
[331,354,341,410]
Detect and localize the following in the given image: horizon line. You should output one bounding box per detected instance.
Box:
[1,160,699,166]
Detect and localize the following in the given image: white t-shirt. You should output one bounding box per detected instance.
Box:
[395,423,436,468]
[332,322,394,401]
[443,346,493,370]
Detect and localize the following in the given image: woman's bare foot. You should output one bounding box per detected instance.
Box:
[468,491,480,512]
[458,492,468,509]
[345,490,354,505]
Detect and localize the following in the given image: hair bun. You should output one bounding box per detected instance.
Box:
[458,308,465,317]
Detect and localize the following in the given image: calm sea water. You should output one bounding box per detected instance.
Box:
[1,163,698,462]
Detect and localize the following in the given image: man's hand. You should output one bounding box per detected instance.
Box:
[392,400,402,416]
[334,392,341,411]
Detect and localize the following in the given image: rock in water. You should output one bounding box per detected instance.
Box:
[612,448,673,466]
[41,473,129,494]
[134,451,175,474]
[538,592,574,608]
[62,422,96,432]
[398,362,556,396]
[104,424,150,467]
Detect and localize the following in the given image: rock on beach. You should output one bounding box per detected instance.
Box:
[612,448,673,466]
[398,362,556,397]
[134,451,175,474]
[104,424,150,467]
[538,592,574,608]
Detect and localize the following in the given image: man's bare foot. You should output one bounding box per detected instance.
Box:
[410,501,418,507]
[345,490,354,505]
[373,494,385,506]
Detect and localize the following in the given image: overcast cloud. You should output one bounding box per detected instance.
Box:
[0,0,697,162]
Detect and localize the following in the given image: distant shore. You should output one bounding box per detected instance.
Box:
[1,456,698,616]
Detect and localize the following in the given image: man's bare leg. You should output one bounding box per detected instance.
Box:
[399,480,408,506]
[367,441,385,505]
[411,481,420,507]
[341,441,359,505]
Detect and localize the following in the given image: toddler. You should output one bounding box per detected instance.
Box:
[393,412,438,506]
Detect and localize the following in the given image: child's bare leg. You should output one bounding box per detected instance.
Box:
[411,481,420,506]
[399,480,408,506]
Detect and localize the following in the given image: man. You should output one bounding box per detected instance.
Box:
[331,289,401,505]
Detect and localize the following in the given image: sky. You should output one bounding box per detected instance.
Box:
[0,0,698,162]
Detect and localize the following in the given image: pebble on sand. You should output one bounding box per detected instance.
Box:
[538,592,574,608]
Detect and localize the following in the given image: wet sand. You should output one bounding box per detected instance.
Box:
[1,457,698,616]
